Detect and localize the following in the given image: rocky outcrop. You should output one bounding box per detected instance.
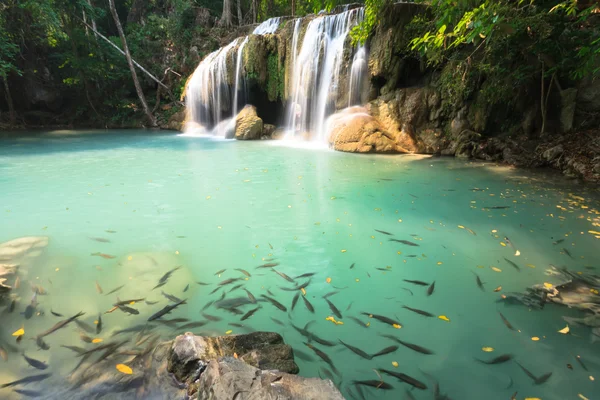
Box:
[0,236,48,299]
[166,109,187,131]
[235,105,264,140]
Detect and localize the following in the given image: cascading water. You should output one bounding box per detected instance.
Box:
[253,17,282,34]
[286,8,364,142]
[348,44,367,107]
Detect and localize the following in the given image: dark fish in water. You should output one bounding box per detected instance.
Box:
[117,305,139,315]
[75,319,95,334]
[261,295,287,312]
[0,373,52,388]
[302,296,314,313]
[310,333,336,347]
[293,348,314,361]
[201,300,214,311]
[229,323,245,328]
[371,345,398,358]
[553,239,565,245]
[272,269,295,283]
[516,362,552,384]
[295,272,316,279]
[352,380,393,390]
[145,300,159,305]
[348,316,368,328]
[498,312,516,331]
[214,269,226,276]
[320,367,334,381]
[483,206,510,210]
[325,298,342,319]
[23,293,37,320]
[380,335,434,355]
[162,291,182,303]
[209,287,221,295]
[50,309,62,317]
[270,317,285,326]
[346,301,353,311]
[37,311,85,338]
[112,324,154,336]
[235,268,251,277]
[201,313,222,322]
[79,332,93,343]
[291,292,300,310]
[195,281,210,286]
[148,299,187,321]
[9,299,16,313]
[89,237,110,243]
[105,230,117,233]
[96,314,102,334]
[183,284,189,292]
[379,369,427,390]
[23,354,47,370]
[241,306,260,321]
[427,281,435,296]
[218,278,241,286]
[323,291,339,299]
[105,284,125,296]
[476,354,513,364]
[375,229,393,235]
[90,252,115,259]
[13,388,44,397]
[244,289,257,304]
[178,321,208,330]
[403,279,429,286]
[472,272,485,291]
[562,248,573,258]
[503,257,520,272]
[402,306,434,317]
[362,312,400,326]
[113,298,145,307]
[256,263,279,269]
[389,239,419,246]
[35,337,50,351]
[339,339,372,360]
[575,355,588,371]
[61,345,86,354]
[349,263,355,269]
[228,283,244,293]
[304,342,338,374]
[402,288,413,296]
[95,281,103,294]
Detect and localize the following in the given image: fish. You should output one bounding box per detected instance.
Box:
[9,299,16,313]
[302,296,314,313]
[349,263,355,269]
[105,284,125,296]
[375,229,393,235]
[475,354,513,364]
[235,268,251,277]
[378,369,427,390]
[291,292,300,310]
[195,281,210,286]
[178,321,208,330]
[472,272,485,291]
[379,335,434,355]
[575,355,588,371]
[553,238,565,245]
[0,373,52,388]
[304,342,338,373]
[243,289,257,304]
[50,310,62,317]
[23,293,37,319]
[96,314,103,334]
[371,345,398,358]
[362,312,400,326]
[228,283,244,293]
[389,239,419,246]
[348,316,368,328]
[89,237,110,243]
[270,317,285,326]
[13,389,44,397]
[503,258,520,272]
[402,288,413,296]
[113,298,145,306]
[241,306,260,321]
[214,269,226,275]
[295,272,316,279]
[117,305,139,315]
[105,230,117,233]
[352,380,393,390]
[218,278,242,287]
[79,332,93,343]
[256,263,279,269]
[90,252,116,259]
[209,287,221,295]
[148,299,187,321]
[201,313,222,322]
[339,339,372,360]
[111,324,154,336]
[61,345,86,354]
[161,291,182,303]
[310,333,337,347]
[402,306,434,317]
[562,247,573,258]
[325,298,342,319]
[183,284,189,292]
[293,349,314,361]
[261,295,287,312]
[14,276,20,289]
[35,337,49,351]
[323,291,339,299]
[0,346,7,361]
[516,362,552,385]
[94,281,103,294]
[36,311,85,338]
[483,206,510,210]
[498,312,516,331]
[402,279,429,286]
[427,281,435,296]
[22,354,47,370]
[346,301,353,311]
[272,269,295,283]
[75,319,96,334]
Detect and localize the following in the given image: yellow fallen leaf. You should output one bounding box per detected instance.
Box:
[436,262,443,265]
[482,347,494,352]
[458,225,465,229]
[355,278,360,282]
[392,323,401,329]
[326,277,331,283]
[531,336,540,341]
[578,394,590,400]
[527,264,536,268]
[491,266,502,272]
[366,322,370,327]
[116,364,133,374]
[92,338,103,344]
[590,375,595,381]
[12,328,24,337]
[500,242,507,247]
[515,250,521,256]
[558,325,570,334]
[392,361,399,367]
[438,315,450,322]
[493,286,502,292]
[341,249,347,253]
[300,288,306,296]
[225,330,233,334]
[525,398,541,400]
[543,282,553,289]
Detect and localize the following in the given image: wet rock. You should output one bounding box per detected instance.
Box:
[454,129,482,159]
[263,123,276,138]
[327,106,414,153]
[271,128,287,140]
[559,88,578,132]
[235,105,264,140]
[166,109,187,132]
[0,236,48,262]
[196,357,343,400]
[543,144,564,162]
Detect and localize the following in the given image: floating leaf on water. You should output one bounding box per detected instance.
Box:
[326,277,331,283]
[515,250,521,256]
[578,394,590,400]
[490,267,502,272]
[392,323,401,329]
[366,322,370,327]
[127,256,132,261]
[355,278,360,282]
[392,361,398,367]
[531,336,540,341]
[437,262,443,265]
[301,288,306,296]
[341,250,347,253]
[527,264,536,268]
[458,225,465,229]
[116,364,133,374]
[500,242,507,247]
[558,325,570,334]
[92,338,103,344]
[225,330,232,335]
[438,315,450,322]
[494,286,502,292]
[590,376,595,381]
[482,347,494,352]
[12,328,24,337]
[524,398,541,400]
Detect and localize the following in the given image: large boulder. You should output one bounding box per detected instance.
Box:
[235,105,264,140]
[326,106,413,153]
[166,109,187,132]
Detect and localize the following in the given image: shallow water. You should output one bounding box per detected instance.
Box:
[0,130,599,399]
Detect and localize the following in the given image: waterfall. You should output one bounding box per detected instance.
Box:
[253,17,282,34]
[232,36,249,125]
[286,8,364,141]
[348,44,367,107]
[285,19,302,132]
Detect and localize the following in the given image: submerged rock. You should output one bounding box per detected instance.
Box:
[0,236,49,262]
[235,105,264,140]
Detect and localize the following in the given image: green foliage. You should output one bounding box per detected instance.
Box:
[350,0,389,45]
[266,53,285,101]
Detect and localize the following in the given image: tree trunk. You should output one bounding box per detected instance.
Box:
[127,0,147,24]
[108,0,156,126]
[251,0,257,23]
[291,0,295,16]
[220,0,233,27]
[86,0,98,40]
[2,74,16,126]
[237,0,242,26]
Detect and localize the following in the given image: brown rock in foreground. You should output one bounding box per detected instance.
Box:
[235,105,264,140]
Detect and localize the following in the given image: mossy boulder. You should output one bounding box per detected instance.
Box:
[235,105,263,140]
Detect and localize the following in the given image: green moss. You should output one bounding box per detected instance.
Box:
[266,53,285,102]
